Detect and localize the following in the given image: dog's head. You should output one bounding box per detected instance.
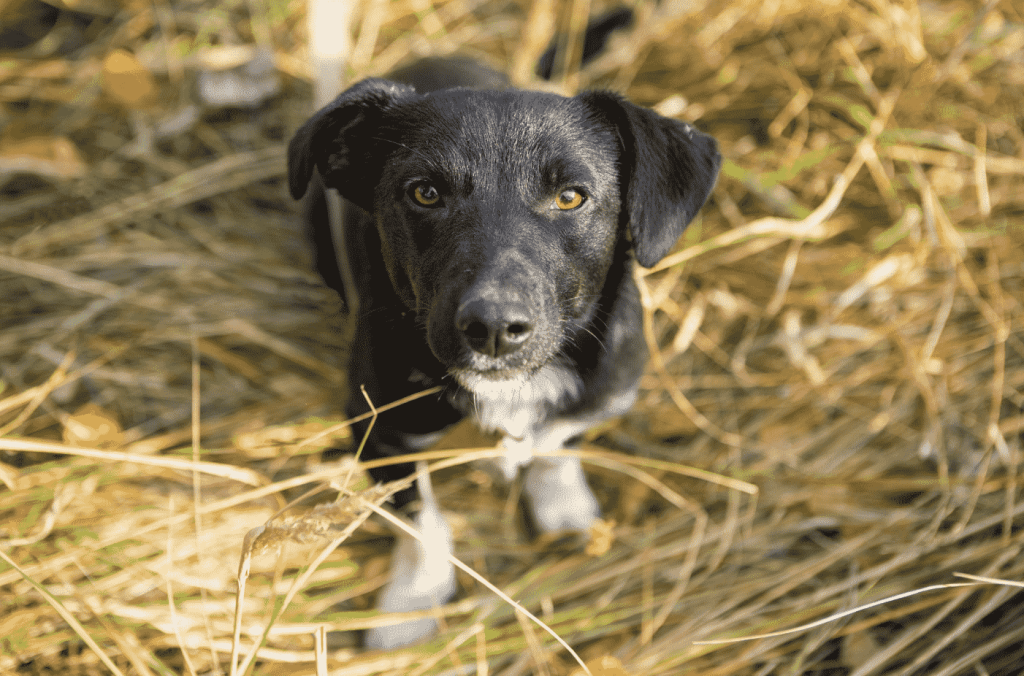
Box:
[288,79,720,388]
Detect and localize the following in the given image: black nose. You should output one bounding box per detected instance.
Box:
[456,298,534,358]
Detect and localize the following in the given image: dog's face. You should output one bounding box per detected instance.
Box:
[369,91,623,384]
[288,80,720,390]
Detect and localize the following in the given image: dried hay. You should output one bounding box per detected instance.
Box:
[1,0,1023,674]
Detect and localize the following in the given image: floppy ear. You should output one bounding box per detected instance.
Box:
[580,92,721,268]
[287,78,417,210]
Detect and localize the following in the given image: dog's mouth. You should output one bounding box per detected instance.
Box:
[449,363,584,438]
[450,366,536,392]
[451,358,582,395]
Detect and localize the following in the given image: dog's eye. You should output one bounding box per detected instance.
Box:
[552,189,585,211]
[411,183,441,207]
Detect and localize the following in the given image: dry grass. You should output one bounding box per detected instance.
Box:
[1,0,1023,674]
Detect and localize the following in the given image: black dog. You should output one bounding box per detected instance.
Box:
[288,48,720,649]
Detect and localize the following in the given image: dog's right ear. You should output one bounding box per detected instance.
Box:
[287,78,417,209]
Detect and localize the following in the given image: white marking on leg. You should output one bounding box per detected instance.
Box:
[523,454,600,534]
[497,434,534,481]
[364,468,455,649]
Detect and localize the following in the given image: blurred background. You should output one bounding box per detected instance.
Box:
[1,0,1022,674]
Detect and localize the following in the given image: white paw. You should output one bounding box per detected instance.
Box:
[364,501,456,649]
[523,455,600,534]
[364,612,438,650]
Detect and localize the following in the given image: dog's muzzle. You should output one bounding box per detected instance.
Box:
[428,248,559,376]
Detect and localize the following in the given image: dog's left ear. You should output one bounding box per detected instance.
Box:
[580,92,721,268]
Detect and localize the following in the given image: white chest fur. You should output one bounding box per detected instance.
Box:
[458,363,582,439]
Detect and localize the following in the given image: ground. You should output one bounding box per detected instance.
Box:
[1,0,1023,674]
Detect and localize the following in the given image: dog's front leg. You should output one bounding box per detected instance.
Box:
[501,418,605,535]
[523,454,601,534]
[364,465,455,649]
[343,308,464,647]
[516,387,640,534]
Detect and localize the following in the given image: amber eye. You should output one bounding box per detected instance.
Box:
[411,183,441,207]
[552,188,585,210]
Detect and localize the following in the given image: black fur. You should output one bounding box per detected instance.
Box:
[288,58,720,506]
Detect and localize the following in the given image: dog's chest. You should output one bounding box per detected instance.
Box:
[454,364,582,480]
